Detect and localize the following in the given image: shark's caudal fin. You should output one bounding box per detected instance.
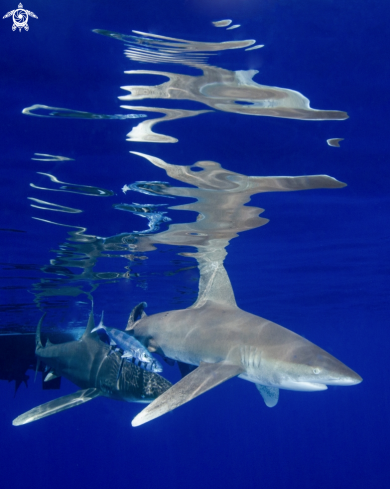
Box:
[82,310,96,339]
[132,361,244,426]
[126,302,147,331]
[12,388,102,426]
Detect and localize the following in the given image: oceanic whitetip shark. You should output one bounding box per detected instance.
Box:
[129,260,362,426]
[12,311,171,426]
[114,152,363,426]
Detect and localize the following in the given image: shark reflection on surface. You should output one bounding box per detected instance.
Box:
[23,29,348,144]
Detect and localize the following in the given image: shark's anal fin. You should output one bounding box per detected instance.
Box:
[12,388,101,426]
[132,361,244,426]
[256,384,279,408]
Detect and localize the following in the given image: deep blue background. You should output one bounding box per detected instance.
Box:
[1,1,389,488]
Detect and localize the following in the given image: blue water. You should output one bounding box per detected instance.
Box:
[1,1,389,488]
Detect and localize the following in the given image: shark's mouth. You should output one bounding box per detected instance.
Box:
[277,380,328,392]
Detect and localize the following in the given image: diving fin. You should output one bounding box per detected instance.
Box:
[256,384,279,408]
[132,361,244,426]
[12,388,102,426]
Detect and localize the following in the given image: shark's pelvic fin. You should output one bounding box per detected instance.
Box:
[82,310,96,339]
[132,361,245,426]
[12,388,102,426]
[126,302,147,331]
[256,384,279,408]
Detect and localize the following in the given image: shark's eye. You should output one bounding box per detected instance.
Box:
[313,368,321,375]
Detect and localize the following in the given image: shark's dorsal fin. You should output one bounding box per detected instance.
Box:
[126,302,147,331]
[132,361,244,426]
[82,310,96,339]
[12,388,102,426]
[46,338,53,347]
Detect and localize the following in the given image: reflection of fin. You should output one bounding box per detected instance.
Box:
[132,361,244,426]
[126,302,147,331]
[256,384,279,407]
[193,260,237,309]
[12,388,102,426]
[82,310,96,339]
[177,361,196,378]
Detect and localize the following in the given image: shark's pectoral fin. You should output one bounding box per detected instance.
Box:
[256,384,279,408]
[132,361,245,427]
[12,388,102,426]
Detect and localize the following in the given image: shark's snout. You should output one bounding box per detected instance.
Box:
[325,370,362,386]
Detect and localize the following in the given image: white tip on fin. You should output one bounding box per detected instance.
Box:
[132,361,244,426]
[44,371,59,382]
[256,384,279,408]
[12,388,101,426]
